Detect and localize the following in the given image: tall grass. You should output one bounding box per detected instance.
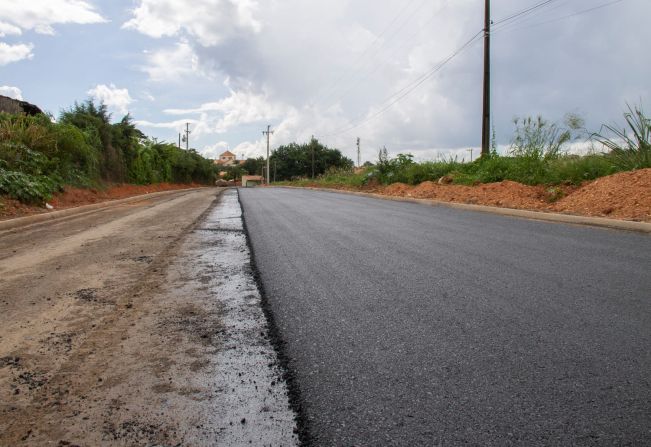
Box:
[592,103,651,170]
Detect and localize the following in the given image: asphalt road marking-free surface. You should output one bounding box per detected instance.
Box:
[240,187,651,446]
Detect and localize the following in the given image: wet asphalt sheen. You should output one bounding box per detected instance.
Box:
[238,187,651,447]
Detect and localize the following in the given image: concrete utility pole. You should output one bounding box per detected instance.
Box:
[178,133,181,149]
[356,137,361,168]
[263,125,274,184]
[467,148,474,162]
[481,0,491,158]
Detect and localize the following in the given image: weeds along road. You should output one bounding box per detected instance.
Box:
[239,187,651,446]
[0,188,297,446]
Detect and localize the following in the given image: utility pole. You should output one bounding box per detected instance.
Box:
[311,136,315,179]
[183,123,191,150]
[263,125,274,184]
[356,137,361,168]
[481,0,491,158]
[467,148,474,162]
[178,133,181,149]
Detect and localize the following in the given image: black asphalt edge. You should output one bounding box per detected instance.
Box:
[236,189,313,447]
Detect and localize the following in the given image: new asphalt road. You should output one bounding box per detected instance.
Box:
[239,187,651,446]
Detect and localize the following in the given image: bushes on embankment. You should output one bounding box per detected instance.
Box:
[0,100,216,204]
[291,104,651,189]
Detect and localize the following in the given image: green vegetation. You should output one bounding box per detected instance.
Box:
[219,138,353,182]
[282,104,650,189]
[0,100,217,204]
[592,103,651,171]
[270,138,353,181]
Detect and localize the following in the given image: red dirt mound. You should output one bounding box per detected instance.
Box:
[362,169,650,222]
[382,183,412,196]
[551,168,651,221]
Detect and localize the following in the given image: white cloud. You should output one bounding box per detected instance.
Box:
[124,0,650,162]
[0,85,23,100]
[200,141,230,159]
[0,22,21,37]
[164,90,286,134]
[0,1,106,35]
[141,91,156,102]
[0,42,33,65]
[87,84,133,115]
[141,41,207,82]
[135,118,196,130]
[123,0,261,47]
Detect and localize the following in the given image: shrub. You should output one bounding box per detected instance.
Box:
[592,103,651,170]
[0,168,62,204]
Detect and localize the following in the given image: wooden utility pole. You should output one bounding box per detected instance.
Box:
[481,0,491,158]
[263,125,274,184]
[311,136,315,179]
[356,137,361,168]
[184,123,191,150]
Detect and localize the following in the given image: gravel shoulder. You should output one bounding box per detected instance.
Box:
[0,187,296,446]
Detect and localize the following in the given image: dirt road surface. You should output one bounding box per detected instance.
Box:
[0,188,297,446]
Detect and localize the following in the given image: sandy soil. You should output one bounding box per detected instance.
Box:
[299,168,651,222]
[0,188,296,446]
[0,183,201,220]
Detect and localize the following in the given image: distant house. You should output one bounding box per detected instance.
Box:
[215,150,247,178]
[214,150,245,167]
[0,95,43,116]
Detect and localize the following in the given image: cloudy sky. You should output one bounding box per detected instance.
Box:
[1,0,648,162]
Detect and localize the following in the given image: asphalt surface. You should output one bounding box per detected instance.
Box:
[239,187,651,446]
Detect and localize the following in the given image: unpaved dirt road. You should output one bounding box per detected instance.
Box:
[0,188,297,446]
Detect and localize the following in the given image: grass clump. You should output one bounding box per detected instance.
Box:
[592,103,651,170]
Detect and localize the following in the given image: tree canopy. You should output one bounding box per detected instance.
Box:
[270,138,353,181]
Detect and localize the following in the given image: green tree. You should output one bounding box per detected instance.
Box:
[270,138,353,181]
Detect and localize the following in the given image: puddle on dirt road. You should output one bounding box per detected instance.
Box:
[194,189,298,445]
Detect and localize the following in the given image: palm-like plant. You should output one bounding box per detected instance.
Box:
[592,103,651,170]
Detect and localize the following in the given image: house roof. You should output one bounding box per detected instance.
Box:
[220,150,236,157]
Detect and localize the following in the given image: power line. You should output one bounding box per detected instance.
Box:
[319,9,442,115]
[314,0,622,142]
[314,0,434,110]
[309,0,421,107]
[491,0,570,34]
[319,30,484,138]
[492,0,560,27]
[316,2,560,139]
[493,0,626,35]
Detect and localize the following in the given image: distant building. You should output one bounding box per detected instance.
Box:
[214,150,248,178]
[0,95,43,116]
[214,150,246,167]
